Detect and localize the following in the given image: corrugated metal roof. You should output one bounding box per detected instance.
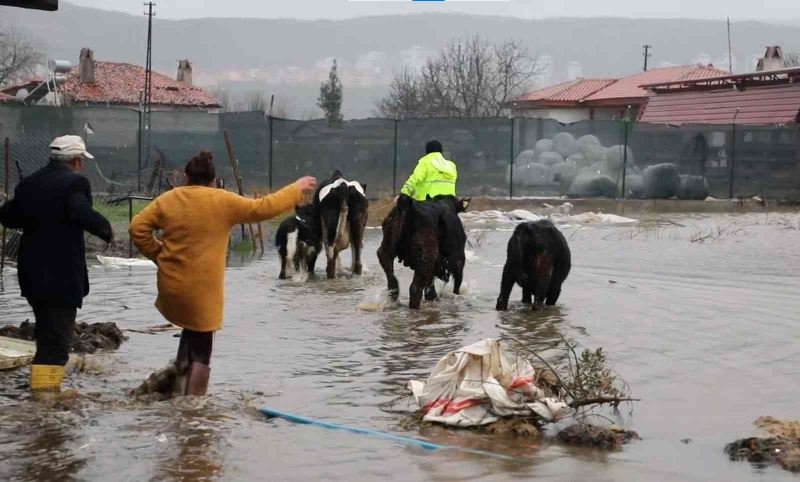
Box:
[584,65,728,101]
[638,83,800,125]
[512,78,615,104]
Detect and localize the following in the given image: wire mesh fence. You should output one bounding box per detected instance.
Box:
[1,104,799,261]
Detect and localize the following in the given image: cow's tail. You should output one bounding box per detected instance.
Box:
[332,186,350,251]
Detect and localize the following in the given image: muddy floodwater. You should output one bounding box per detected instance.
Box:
[1,211,799,481]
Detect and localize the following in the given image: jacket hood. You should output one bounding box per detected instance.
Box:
[424,152,457,180]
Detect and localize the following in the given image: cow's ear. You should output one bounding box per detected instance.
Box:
[461,198,471,211]
[362,183,367,193]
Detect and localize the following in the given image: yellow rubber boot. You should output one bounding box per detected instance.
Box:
[30,364,65,393]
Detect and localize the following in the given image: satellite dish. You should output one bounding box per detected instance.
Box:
[15,89,29,100]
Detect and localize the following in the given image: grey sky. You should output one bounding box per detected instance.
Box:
[61,0,800,22]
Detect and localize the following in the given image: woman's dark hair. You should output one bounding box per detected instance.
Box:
[425,140,443,154]
[185,151,216,186]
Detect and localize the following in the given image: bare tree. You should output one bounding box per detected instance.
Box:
[0,26,43,87]
[784,50,800,67]
[377,35,539,119]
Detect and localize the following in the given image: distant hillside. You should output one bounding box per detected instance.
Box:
[5,2,800,117]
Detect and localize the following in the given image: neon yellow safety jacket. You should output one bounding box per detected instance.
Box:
[400,152,457,201]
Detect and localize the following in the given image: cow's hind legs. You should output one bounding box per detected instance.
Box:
[450,253,465,295]
[424,284,437,301]
[409,267,434,310]
[377,243,399,301]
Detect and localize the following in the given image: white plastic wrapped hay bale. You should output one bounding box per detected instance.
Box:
[621,174,646,199]
[553,132,579,158]
[677,175,709,200]
[604,145,635,176]
[643,163,680,199]
[566,152,589,169]
[567,170,618,198]
[583,144,608,163]
[588,161,608,175]
[550,161,579,193]
[577,134,602,155]
[538,151,565,167]
[534,139,555,157]
[515,149,537,165]
[521,162,551,186]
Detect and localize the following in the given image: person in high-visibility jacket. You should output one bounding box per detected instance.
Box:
[400,140,457,201]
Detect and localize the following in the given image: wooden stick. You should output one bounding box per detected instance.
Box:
[223,130,257,250]
[254,193,265,252]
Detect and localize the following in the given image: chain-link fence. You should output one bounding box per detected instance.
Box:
[1,104,800,261]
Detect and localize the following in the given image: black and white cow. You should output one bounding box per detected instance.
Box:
[377,194,469,309]
[275,204,321,279]
[313,171,369,279]
[495,220,571,311]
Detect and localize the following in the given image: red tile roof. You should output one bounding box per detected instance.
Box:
[510,65,728,108]
[60,61,219,108]
[638,83,800,125]
[513,78,616,104]
[584,65,728,102]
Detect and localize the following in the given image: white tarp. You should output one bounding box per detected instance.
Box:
[408,338,568,427]
[459,209,637,227]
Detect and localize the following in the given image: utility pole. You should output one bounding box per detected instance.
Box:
[727,17,733,74]
[143,2,155,176]
[642,44,652,71]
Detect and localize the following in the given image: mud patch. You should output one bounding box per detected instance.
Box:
[0,321,127,353]
[129,363,183,401]
[725,417,800,473]
[557,424,639,450]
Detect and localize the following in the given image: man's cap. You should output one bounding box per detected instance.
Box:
[50,135,94,160]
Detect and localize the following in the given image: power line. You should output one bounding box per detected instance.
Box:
[642,44,652,71]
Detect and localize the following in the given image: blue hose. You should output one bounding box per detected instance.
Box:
[260,406,516,460]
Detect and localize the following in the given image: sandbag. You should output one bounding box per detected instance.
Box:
[568,171,618,198]
[643,163,680,199]
[553,132,579,158]
[677,174,709,200]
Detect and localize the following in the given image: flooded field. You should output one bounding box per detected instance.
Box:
[1,211,799,481]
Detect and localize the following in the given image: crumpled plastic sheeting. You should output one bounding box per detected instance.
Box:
[459,208,637,226]
[97,255,157,268]
[408,338,569,427]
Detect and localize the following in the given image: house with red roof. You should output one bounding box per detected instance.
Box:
[2,48,220,111]
[506,65,727,123]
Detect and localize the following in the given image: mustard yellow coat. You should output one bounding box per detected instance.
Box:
[129,184,303,332]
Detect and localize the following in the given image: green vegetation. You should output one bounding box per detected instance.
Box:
[95,199,150,226]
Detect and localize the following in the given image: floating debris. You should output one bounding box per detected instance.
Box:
[0,321,127,354]
[557,424,639,450]
[726,417,800,473]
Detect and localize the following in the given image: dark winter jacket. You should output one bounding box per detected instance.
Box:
[0,160,112,308]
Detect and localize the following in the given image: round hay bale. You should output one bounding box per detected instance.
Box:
[643,163,680,199]
[515,149,537,165]
[521,162,550,186]
[604,145,635,175]
[577,134,602,153]
[589,161,608,174]
[567,171,618,198]
[621,174,645,199]
[553,132,579,157]
[677,174,709,200]
[566,152,589,169]
[534,139,554,156]
[538,151,565,167]
[551,161,579,193]
[583,144,608,163]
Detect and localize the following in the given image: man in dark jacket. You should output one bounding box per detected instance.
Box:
[0,135,113,394]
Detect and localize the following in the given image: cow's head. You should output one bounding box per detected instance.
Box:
[457,197,471,213]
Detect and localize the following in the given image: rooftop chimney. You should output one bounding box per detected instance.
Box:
[177,59,193,86]
[756,46,785,72]
[79,48,95,84]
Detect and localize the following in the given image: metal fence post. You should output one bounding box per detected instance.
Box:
[268,115,274,192]
[392,118,398,195]
[729,107,740,199]
[509,117,515,199]
[128,197,133,258]
[1,137,9,274]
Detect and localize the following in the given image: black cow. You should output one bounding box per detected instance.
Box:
[275,204,321,279]
[313,170,369,279]
[495,220,571,311]
[377,194,470,309]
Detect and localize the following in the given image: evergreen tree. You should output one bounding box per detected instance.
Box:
[318,59,343,123]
